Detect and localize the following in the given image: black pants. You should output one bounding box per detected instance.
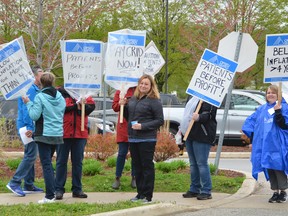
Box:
[130,141,156,201]
[268,169,288,191]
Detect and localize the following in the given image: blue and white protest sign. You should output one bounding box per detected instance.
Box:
[60,39,104,99]
[186,49,238,107]
[104,29,146,92]
[0,37,34,100]
[143,41,165,76]
[264,34,288,83]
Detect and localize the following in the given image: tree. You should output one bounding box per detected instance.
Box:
[0,0,125,72]
[184,0,288,90]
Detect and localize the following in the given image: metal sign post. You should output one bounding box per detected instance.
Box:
[214,31,258,174]
[214,32,243,174]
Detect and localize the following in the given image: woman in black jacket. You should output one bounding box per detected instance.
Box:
[122,74,164,204]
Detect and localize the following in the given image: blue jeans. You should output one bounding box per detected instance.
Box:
[9,141,37,188]
[185,139,212,194]
[55,138,86,194]
[37,142,57,199]
[116,142,135,177]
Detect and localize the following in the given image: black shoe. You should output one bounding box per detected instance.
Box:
[277,191,287,203]
[182,191,199,198]
[72,191,88,198]
[55,192,63,200]
[268,192,279,203]
[197,193,212,200]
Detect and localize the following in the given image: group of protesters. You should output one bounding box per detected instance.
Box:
[6,65,95,204]
[6,66,164,204]
[5,65,288,204]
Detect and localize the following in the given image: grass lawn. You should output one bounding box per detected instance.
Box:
[0,158,245,215]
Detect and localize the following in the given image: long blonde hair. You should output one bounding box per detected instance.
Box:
[134,74,160,99]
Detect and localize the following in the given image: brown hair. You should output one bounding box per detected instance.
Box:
[134,74,160,99]
[40,72,55,88]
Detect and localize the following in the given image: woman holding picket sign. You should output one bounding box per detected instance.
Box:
[180,96,217,200]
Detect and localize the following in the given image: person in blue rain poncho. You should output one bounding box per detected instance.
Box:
[242,85,288,203]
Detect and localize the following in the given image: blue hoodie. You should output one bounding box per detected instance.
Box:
[26,87,65,141]
[242,99,288,180]
[17,83,40,132]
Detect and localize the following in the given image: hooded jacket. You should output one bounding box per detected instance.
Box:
[58,87,95,139]
[26,87,65,140]
[242,100,288,180]
[17,83,40,132]
[112,87,135,143]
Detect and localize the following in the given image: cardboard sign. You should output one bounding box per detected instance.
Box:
[0,37,34,100]
[186,49,238,107]
[143,41,165,76]
[61,40,103,99]
[264,34,288,83]
[105,29,146,91]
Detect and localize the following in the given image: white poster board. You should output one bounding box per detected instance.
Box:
[143,41,165,76]
[104,29,146,92]
[0,37,34,100]
[186,49,238,107]
[264,33,288,83]
[60,39,104,99]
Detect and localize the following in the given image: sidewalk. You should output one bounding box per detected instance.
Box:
[0,170,257,216]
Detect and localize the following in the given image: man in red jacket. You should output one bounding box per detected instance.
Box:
[112,87,136,189]
[55,87,95,199]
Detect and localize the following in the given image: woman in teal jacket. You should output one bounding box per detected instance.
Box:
[23,72,65,204]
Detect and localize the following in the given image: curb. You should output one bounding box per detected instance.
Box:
[92,203,191,216]
[91,170,257,216]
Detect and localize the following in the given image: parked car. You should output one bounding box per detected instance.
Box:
[216,90,266,142]
[89,93,184,128]
[0,96,115,140]
[235,89,266,101]
[160,93,183,106]
[90,96,118,126]
[162,90,266,145]
[0,97,18,139]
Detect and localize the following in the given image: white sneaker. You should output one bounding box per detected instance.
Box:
[38,197,55,204]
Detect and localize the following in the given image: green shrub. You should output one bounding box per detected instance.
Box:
[82,159,103,176]
[106,157,131,171]
[107,157,117,168]
[124,158,131,171]
[6,158,21,170]
[209,163,217,175]
[156,160,188,173]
